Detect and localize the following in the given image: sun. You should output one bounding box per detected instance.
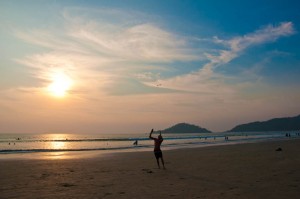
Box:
[47,72,73,98]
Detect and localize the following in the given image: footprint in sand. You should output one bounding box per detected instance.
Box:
[40,173,50,179]
[142,169,153,174]
[59,183,76,187]
[101,184,114,188]
[103,192,112,197]
[68,169,75,173]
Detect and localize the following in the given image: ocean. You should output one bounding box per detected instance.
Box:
[0,131,299,159]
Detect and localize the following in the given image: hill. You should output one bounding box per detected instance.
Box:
[229,115,300,132]
[160,123,211,134]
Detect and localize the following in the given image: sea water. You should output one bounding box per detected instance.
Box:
[0,131,299,158]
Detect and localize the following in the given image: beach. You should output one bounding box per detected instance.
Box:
[0,139,299,199]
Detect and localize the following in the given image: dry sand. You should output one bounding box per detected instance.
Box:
[1,139,300,199]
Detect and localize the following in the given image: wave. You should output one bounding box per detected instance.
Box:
[0,145,149,154]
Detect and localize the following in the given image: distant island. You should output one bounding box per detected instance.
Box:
[159,123,211,134]
[155,114,300,134]
[229,114,300,132]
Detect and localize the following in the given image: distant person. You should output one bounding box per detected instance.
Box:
[149,129,165,169]
[133,140,138,145]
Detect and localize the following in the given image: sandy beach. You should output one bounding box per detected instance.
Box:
[1,139,299,199]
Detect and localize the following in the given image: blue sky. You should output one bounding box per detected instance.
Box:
[0,0,300,133]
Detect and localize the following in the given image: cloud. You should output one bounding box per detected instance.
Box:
[14,15,296,99]
[208,22,295,67]
[13,7,202,97]
[155,22,295,93]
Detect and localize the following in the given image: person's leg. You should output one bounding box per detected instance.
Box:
[156,158,160,168]
[161,157,165,169]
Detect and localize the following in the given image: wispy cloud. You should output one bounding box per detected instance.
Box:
[208,22,295,66]
[156,22,295,93]
[12,8,297,98]
[18,11,296,98]
[14,7,202,97]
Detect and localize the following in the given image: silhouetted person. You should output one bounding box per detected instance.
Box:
[149,129,165,169]
[133,140,138,145]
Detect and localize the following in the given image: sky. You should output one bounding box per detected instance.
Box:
[1,0,300,134]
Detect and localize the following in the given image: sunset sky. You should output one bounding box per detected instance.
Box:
[1,0,300,134]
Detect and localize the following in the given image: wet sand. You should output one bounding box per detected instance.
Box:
[1,139,299,198]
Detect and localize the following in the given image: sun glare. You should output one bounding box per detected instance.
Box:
[48,72,73,98]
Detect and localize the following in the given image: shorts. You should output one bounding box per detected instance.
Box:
[154,150,163,159]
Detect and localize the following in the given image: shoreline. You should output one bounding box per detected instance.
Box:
[1,139,300,198]
[1,136,298,160]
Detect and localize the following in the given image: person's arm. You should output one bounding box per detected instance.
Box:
[149,129,154,139]
[160,131,164,141]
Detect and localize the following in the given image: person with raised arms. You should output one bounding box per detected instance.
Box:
[149,129,165,169]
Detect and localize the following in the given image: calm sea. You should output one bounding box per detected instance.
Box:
[0,131,299,158]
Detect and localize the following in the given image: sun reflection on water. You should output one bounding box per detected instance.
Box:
[51,141,66,150]
[47,134,69,149]
[44,134,69,160]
